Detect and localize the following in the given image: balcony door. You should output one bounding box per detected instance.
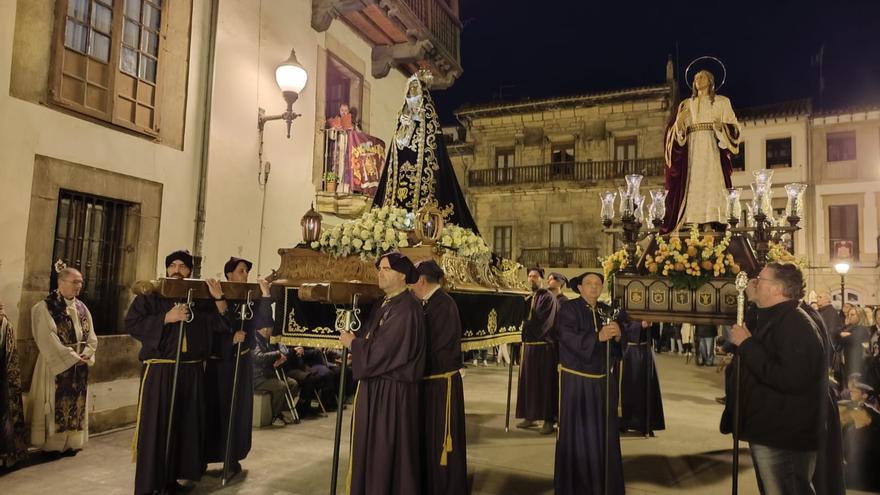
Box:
[549,222,573,266]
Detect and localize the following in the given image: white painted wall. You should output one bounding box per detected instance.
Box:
[0,0,212,325]
[0,0,410,324]
[199,0,408,279]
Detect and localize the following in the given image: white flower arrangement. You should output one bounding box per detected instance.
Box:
[309,205,489,260]
[437,223,490,257]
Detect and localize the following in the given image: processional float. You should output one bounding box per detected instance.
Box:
[598,56,808,495]
[269,71,529,494]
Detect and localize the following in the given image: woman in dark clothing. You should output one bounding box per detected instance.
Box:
[837,306,871,382]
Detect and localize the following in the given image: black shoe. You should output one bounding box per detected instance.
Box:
[715,396,726,404]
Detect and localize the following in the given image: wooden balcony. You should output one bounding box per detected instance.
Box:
[518,247,600,269]
[312,0,462,88]
[468,158,665,188]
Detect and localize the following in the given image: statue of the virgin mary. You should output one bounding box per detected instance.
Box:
[372,72,479,233]
[664,59,742,232]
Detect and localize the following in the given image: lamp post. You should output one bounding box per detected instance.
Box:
[258,48,309,138]
[834,262,850,318]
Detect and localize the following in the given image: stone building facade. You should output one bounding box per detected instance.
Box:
[449,69,675,280]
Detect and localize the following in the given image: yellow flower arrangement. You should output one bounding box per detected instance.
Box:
[766,241,807,271]
[645,226,739,289]
[600,245,642,292]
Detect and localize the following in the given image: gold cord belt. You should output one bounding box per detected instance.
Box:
[687,122,715,134]
[423,370,460,466]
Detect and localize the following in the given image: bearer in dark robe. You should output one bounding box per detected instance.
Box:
[410,260,467,495]
[555,272,625,495]
[547,272,569,305]
[516,267,560,435]
[339,251,426,495]
[203,257,271,478]
[619,319,665,435]
[126,250,231,495]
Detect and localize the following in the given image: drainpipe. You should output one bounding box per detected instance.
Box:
[192,0,220,277]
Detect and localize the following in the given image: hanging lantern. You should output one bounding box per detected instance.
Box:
[300,203,323,243]
[415,205,444,245]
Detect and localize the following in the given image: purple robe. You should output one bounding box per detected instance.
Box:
[204,297,272,466]
[347,290,426,495]
[516,288,559,422]
[554,298,625,495]
[619,320,665,433]
[126,293,229,495]
[421,288,467,495]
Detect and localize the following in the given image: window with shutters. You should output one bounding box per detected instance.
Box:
[50,0,166,136]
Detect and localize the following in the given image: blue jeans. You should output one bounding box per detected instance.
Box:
[697,337,715,365]
[749,443,817,495]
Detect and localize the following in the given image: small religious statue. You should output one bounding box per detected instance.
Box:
[664,57,742,232]
[324,102,385,197]
[326,103,354,131]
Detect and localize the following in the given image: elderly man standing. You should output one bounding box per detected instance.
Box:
[410,259,467,495]
[340,251,426,495]
[722,262,827,495]
[554,271,625,494]
[29,266,97,456]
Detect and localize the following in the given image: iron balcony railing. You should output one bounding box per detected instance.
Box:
[468,157,665,187]
[518,247,600,269]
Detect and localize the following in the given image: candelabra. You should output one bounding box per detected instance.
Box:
[601,170,807,270]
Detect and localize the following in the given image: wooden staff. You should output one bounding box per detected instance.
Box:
[222,293,253,485]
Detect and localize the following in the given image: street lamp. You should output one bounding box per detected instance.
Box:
[834,262,850,317]
[258,48,309,138]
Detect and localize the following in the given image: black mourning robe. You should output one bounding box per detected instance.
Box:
[554,298,625,495]
[371,75,479,233]
[204,296,272,466]
[516,288,559,422]
[126,293,229,495]
[619,320,665,434]
[421,288,467,495]
[347,290,426,495]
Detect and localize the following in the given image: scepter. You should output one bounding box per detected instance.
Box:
[731,271,748,495]
[330,293,361,495]
[163,288,194,494]
[222,292,253,486]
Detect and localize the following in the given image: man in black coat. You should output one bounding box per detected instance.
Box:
[722,262,826,495]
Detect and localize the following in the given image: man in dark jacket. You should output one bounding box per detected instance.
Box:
[252,327,299,425]
[722,262,826,495]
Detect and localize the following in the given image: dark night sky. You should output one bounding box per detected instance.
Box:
[433,0,880,125]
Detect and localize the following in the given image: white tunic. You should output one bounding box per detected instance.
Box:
[29,298,97,452]
[668,95,741,228]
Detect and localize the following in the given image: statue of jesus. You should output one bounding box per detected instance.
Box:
[664,68,742,232]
